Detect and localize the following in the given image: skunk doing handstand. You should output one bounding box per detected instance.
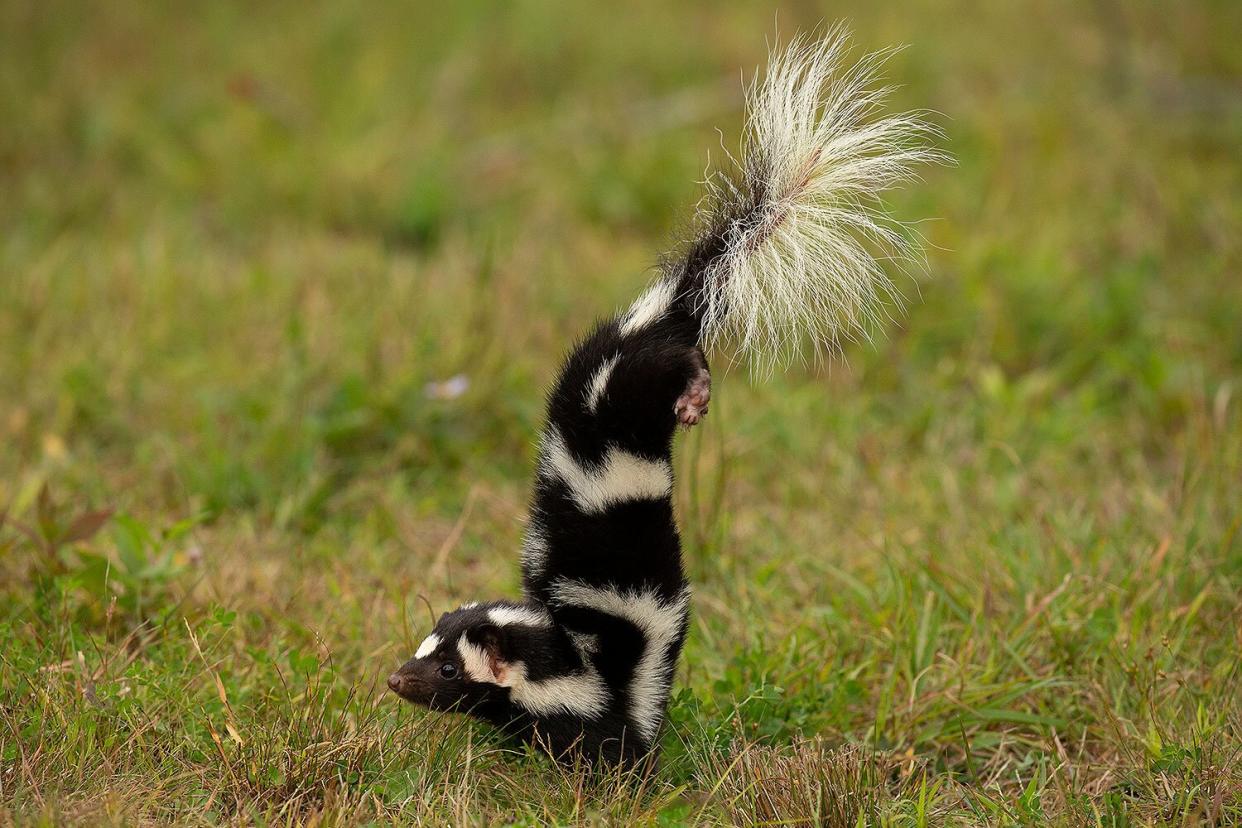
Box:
[388,31,943,767]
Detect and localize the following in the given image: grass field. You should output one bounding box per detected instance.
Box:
[2,0,1240,824]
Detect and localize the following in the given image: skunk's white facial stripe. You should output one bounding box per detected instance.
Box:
[488,605,552,628]
[540,429,672,513]
[457,636,495,684]
[414,633,441,660]
[548,579,690,742]
[620,280,676,336]
[584,354,619,413]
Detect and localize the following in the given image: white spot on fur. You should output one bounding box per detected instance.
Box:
[540,428,672,513]
[619,280,676,336]
[458,602,480,610]
[584,354,620,413]
[549,579,690,742]
[488,605,552,628]
[414,633,441,660]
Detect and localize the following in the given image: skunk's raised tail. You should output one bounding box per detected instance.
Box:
[624,30,946,371]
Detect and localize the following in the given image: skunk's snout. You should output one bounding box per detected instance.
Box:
[387,670,432,704]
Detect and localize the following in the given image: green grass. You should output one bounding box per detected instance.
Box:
[2,0,1240,824]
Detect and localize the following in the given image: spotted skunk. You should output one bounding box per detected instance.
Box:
[387,32,942,767]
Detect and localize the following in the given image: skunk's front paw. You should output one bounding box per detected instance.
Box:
[674,367,711,427]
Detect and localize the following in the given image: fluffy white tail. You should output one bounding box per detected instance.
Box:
[668,30,946,371]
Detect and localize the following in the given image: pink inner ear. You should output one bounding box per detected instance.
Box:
[487,651,508,682]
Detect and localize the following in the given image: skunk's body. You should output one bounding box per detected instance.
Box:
[388,31,943,767]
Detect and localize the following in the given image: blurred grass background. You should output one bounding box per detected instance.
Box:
[1,0,1240,824]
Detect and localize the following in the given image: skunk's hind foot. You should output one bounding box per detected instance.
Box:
[674,366,711,427]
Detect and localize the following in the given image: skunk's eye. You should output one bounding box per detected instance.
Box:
[438,662,459,679]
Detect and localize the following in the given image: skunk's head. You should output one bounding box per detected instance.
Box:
[387,601,550,712]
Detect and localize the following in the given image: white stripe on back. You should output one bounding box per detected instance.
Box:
[540,428,672,513]
[620,280,676,336]
[520,522,549,580]
[458,634,608,718]
[503,663,609,719]
[584,354,620,413]
[548,579,690,742]
[488,605,553,628]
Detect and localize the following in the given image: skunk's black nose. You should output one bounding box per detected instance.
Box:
[387,673,402,693]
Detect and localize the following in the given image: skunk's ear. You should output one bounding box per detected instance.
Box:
[464,622,508,682]
[474,622,503,652]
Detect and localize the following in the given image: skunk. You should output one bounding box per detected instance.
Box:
[388,31,942,767]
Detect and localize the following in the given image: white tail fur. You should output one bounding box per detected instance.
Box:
[691,30,946,371]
